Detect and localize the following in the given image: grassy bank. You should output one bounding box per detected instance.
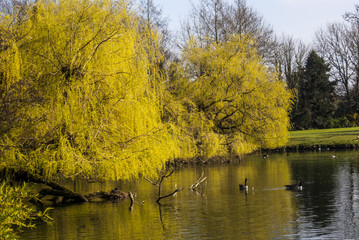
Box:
[286,127,359,149]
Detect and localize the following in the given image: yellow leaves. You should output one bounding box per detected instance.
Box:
[0,42,20,93]
[229,133,257,155]
[198,132,227,158]
[0,0,292,183]
[22,0,136,87]
[178,34,293,153]
[0,0,177,182]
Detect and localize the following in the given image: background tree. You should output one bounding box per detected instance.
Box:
[344,5,359,114]
[315,23,354,116]
[272,35,309,129]
[315,5,359,120]
[180,0,277,66]
[274,35,308,89]
[293,50,336,129]
[227,0,277,65]
[138,0,172,67]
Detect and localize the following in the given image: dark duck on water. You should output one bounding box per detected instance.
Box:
[285,181,303,190]
[239,178,248,191]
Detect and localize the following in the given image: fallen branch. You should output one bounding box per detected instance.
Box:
[157,167,175,199]
[2,169,138,209]
[156,185,184,203]
[190,172,207,191]
[128,192,135,211]
[144,177,159,187]
[39,188,88,202]
[2,169,88,203]
[85,188,128,201]
[145,164,184,204]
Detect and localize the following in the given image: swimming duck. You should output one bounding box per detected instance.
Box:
[239,178,248,191]
[285,181,303,190]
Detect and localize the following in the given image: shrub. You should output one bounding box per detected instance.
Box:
[0,181,52,239]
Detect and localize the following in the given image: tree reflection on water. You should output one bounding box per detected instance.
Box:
[20,151,359,240]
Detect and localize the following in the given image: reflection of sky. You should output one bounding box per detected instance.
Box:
[20,152,359,239]
[291,155,359,239]
[333,162,359,239]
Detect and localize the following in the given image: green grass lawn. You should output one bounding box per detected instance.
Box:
[287,127,359,148]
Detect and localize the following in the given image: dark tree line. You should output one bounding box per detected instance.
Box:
[282,4,359,130]
[314,5,359,122]
[291,51,337,129]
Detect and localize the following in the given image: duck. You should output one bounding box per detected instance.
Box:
[239,178,248,191]
[285,181,303,190]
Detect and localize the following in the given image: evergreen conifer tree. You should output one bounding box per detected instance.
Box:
[294,50,336,129]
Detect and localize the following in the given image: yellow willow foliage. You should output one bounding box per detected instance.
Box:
[0,0,181,181]
[198,132,227,158]
[166,60,226,158]
[229,133,258,156]
[0,4,23,94]
[160,93,199,159]
[0,42,20,93]
[180,35,293,154]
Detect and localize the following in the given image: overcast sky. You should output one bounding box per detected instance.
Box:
[152,0,357,45]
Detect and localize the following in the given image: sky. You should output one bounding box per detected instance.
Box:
[152,0,358,45]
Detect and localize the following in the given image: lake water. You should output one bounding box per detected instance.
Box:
[20,150,359,239]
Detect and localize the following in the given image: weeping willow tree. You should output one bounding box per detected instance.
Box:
[0,0,293,237]
[0,0,182,182]
[0,0,293,183]
[169,35,293,157]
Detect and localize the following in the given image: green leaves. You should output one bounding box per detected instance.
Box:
[293,50,336,129]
